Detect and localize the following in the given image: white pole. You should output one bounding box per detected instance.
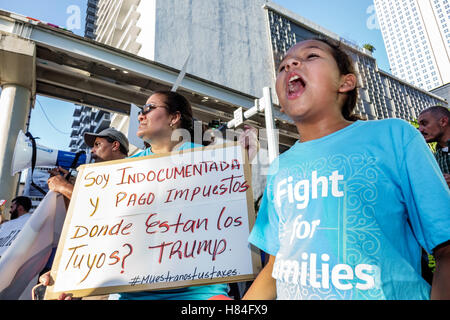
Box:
[262,87,278,164]
[0,85,32,207]
[225,87,278,163]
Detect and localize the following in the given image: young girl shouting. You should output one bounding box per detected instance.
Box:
[244,38,450,300]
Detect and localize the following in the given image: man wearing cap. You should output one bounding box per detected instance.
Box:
[83,127,129,163]
[47,127,129,200]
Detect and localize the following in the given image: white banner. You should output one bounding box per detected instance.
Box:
[0,215,28,259]
[0,191,66,299]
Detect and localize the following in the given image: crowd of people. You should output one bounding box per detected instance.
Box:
[1,37,449,300]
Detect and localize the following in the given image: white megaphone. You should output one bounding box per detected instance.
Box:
[11,130,91,176]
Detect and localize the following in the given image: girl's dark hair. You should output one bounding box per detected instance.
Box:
[312,37,363,121]
[153,90,194,139]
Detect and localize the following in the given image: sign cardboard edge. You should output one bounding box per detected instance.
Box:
[45,142,260,299]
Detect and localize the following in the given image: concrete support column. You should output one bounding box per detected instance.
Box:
[0,85,32,206]
[0,33,36,212]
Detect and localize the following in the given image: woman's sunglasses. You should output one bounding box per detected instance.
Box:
[138,103,167,116]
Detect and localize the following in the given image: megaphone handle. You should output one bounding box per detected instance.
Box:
[65,151,85,181]
[25,132,47,196]
[64,150,85,182]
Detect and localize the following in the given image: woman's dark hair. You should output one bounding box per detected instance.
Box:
[153,90,194,139]
[312,37,363,121]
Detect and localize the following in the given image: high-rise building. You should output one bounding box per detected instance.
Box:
[431,82,450,104]
[69,0,110,153]
[69,0,446,152]
[98,1,445,114]
[94,0,274,100]
[374,0,450,91]
[68,105,111,152]
[85,0,98,40]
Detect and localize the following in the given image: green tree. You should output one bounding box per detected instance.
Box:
[363,43,376,53]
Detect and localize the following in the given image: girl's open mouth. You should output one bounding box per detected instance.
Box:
[287,73,306,99]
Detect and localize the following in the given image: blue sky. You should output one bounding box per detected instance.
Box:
[0,0,389,151]
[1,0,87,151]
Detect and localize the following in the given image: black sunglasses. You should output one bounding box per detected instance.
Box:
[138,103,167,116]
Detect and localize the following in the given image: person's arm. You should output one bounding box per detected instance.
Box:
[47,174,74,200]
[242,254,276,300]
[238,125,259,163]
[431,241,450,299]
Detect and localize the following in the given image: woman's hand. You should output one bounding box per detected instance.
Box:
[32,271,74,300]
[238,125,259,163]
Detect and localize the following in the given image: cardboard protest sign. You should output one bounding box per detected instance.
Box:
[45,143,261,299]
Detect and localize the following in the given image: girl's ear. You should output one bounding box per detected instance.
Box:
[338,74,357,94]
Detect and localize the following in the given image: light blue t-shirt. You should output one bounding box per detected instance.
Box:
[128,141,202,158]
[111,141,229,300]
[248,119,450,300]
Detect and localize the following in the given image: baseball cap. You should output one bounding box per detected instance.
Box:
[84,128,129,154]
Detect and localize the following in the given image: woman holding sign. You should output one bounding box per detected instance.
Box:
[110,90,231,300]
[37,91,256,300]
[132,91,199,156]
